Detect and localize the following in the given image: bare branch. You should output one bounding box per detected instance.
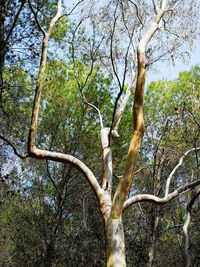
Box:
[72,46,103,128]
[124,146,200,211]
[66,0,85,16]
[6,1,25,42]
[28,0,62,152]
[28,0,45,36]
[183,211,191,267]
[48,0,62,29]
[112,70,136,135]
[148,43,181,66]
[128,0,143,26]
[0,135,27,159]
[100,128,113,193]
[71,18,104,129]
[165,147,200,197]
[152,0,159,15]
[26,1,103,204]
[110,4,121,90]
[124,180,200,210]
[109,38,133,138]
[28,148,103,205]
[109,9,135,137]
[167,0,184,11]
[112,5,168,219]
[84,99,104,129]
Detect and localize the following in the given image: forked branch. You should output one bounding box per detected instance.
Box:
[111,1,169,219]
[165,147,200,197]
[27,0,103,205]
[124,147,200,210]
[124,180,200,209]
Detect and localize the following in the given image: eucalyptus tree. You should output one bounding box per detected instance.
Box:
[1,0,200,267]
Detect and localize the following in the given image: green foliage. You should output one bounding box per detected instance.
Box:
[52,16,68,42]
[1,54,200,265]
[144,65,200,153]
[0,66,33,147]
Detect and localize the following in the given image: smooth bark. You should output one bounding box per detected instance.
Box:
[183,188,200,267]
[105,217,126,267]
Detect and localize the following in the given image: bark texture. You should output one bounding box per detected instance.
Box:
[105,218,126,267]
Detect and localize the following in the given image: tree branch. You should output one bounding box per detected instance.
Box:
[124,180,200,210]
[165,147,200,197]
[124,147,200,209]
[112,4,168,219]
[100,128,112,193]
[111,70,136,135]
[110,3,121,90]
[6,1,25,42]
[110,32,134,138]
[28,0,62,152]
[28,148,103,205]
[27,1,104,205]
[0,135,27,159]
[152,0,159,15]
[66,0,85,16]
[28,0,45,36]
[128,0,143,26]
[183,187,200,267]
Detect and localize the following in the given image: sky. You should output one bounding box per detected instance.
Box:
[65,0,200,84]
[147,38,200,83]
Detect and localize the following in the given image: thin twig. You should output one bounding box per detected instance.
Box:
[6,1,25,42]
[128,0,143,26]
[0,135,27,159]
[28,0,45,36]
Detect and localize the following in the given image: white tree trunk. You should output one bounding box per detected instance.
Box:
[105,218,126,267]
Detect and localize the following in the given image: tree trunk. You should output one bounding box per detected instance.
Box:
[105,217,126,267]
[0,1,7,97]
[148,236,155,267]
[43,243,55,267]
